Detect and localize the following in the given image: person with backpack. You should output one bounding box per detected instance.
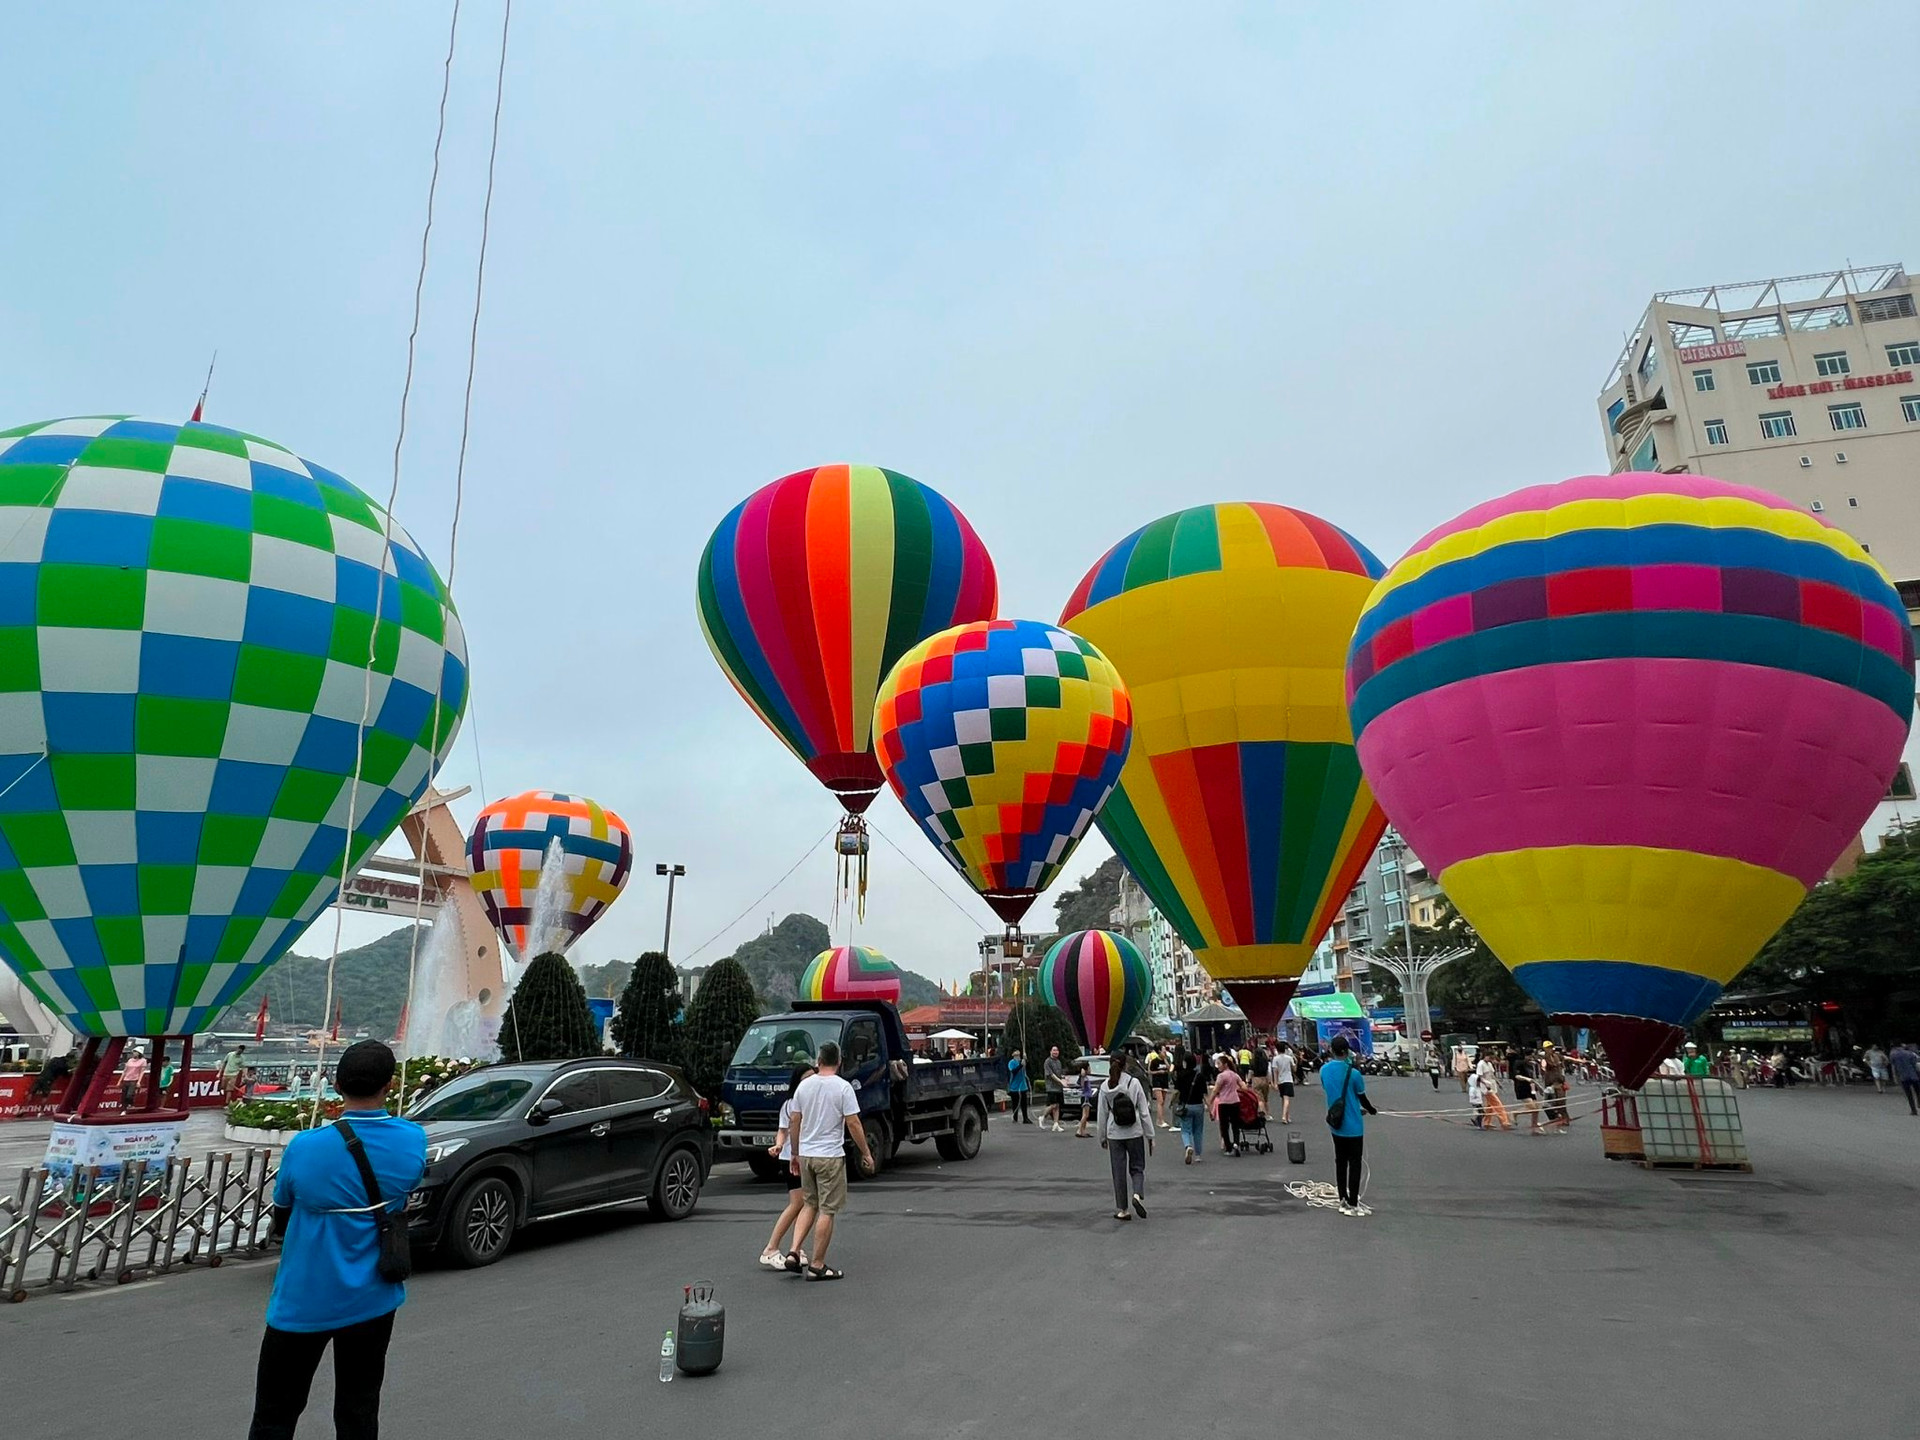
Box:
[248,1040,426,1440]
[1096,1046,1154,1220]
[1173,1046,1211,1164]
[1319,1034,1378,1217]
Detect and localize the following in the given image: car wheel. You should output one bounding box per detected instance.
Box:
[936,1103,984,1161]
[648,1146,703,1221]
[445,1175,516,1268]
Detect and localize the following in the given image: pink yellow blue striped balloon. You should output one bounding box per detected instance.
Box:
[1347,473,1914,1088]
[801,945,903,1005]
[1039,929,1152,1053]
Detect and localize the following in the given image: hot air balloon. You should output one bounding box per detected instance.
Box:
[873,619,1132,925]
[0,416,469,1044]
[1346,473,1915,1089]
[801,945,903,1004]
[467,791,633,959]
[696,465,997,815]
[1059,503,1388,1031]
[1040,929,1152,1053]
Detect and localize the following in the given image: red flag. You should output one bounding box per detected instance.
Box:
[254,992,269,1041]
[330,999,343,1041]
[191,351,216,424]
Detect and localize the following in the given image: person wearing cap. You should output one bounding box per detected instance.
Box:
[1682,1042,1711,1078]
[247,1040,426,1440]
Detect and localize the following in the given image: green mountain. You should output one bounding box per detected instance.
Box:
[212,927,426,1039]
[715,914,945,1010]
[1051,854,1125,933]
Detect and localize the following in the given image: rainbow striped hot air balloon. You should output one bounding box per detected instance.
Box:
[1040,930,1153,1053]
[1346,474,1915,1088]
[1060,503,1388,1030]
[697,465,997,814]
[801,945,903,1005]
[873,619,1132,925]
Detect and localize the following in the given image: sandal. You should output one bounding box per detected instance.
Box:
[783,1249,805,1273]
[806,1265,844,1281]
[758,1251,783,1268]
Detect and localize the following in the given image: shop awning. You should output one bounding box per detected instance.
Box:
[1287,993,1365,1021]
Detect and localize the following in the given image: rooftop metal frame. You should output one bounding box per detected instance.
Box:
[1602,263,1911,392]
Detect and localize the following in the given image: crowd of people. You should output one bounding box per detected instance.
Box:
[1457,1041,1577,1134]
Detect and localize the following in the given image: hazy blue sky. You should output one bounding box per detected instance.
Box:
[6,3,1917,985]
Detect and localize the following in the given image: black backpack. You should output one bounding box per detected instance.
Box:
[1109,1083,1137,1128]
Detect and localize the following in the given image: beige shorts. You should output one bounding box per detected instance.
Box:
[799,1156,848,1215]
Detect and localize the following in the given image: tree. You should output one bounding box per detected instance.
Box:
[498,953,601,1062]
[679,955,762,1095]
[1739,840,1920,1042]
[1000,998,1081,1066]
[1423,900,1540,1038]
[611,951,681,1062]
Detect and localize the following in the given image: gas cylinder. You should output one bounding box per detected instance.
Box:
[676,1282,725,1376]
[1286,1131,1306,1165]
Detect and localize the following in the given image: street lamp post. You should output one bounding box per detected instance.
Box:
[655,863,685,962]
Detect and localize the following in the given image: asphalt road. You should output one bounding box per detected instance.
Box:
[3,1080,1913,1437]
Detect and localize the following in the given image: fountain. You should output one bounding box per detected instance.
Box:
[404,907,495,1061]
[522,838,574,962]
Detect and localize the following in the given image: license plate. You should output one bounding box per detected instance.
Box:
[751,1134,775,1147]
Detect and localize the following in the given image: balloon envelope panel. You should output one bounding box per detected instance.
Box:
[801,945,902,1004]
[1061,502,1388,986]
[873,619,1131,924]
[697,465,997,813]
[1346,473,1914,1078]
[467,791,633,959]
[0,417,469,1036]
[1040,929,1152,1053]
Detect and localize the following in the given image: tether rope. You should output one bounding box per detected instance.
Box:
[677,824,838,965]
[311,0,464,1125]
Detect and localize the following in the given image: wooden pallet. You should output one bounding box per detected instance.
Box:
[1635,1156,1753,1173]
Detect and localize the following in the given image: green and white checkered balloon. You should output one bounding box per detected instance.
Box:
[0,417,468,1037]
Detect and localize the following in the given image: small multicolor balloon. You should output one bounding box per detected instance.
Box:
[873,619,1132,925]
[1040,930,1152,1053]
[1347,473,1915,1088]
[800,945,903,1004]
[467,791,633,959]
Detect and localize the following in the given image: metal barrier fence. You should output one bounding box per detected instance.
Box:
[0,1148,281,1303]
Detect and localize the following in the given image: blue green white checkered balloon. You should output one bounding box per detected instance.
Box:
[0,416,469,1037]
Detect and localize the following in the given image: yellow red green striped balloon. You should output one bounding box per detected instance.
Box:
[1059,502,1387,1030]
[697,465,997,814]
[1040,929,1152,1053]
[801,945,902,1005]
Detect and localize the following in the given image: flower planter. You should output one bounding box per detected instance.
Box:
[223,1124,295,1147]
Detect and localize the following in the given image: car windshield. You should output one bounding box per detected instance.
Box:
[731,1019,844,1069]
[406,1070,540,1122]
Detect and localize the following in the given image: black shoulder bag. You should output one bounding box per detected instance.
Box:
[335,1117,412,1283]
[1325,1063,1356,1130]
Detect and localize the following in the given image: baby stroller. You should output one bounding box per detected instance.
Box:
[1236,1089,1273,1154]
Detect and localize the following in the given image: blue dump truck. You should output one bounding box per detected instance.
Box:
[716,1000,1008,1179]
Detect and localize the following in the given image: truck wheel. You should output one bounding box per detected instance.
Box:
[853,1115,889,1178]
[746,1153,785,1183]
[935,1102,984,1161]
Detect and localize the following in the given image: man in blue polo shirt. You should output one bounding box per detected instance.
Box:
[249,1040,426,1440]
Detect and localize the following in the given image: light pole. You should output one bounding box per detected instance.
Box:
[655,863,685,962]
[1356,831,1471,1066]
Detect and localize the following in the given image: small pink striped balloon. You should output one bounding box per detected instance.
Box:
[801,945,903,1004]
[1040,930,1152,1053]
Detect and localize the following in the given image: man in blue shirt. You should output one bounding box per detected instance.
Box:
[249,1040,427,1440]
[1319,1035,1379,1218]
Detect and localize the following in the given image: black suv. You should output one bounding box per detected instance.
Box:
[403,1057,712,1267]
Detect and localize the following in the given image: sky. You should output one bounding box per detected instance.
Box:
[5,2,1917,988]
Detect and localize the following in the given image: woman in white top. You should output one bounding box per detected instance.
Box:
[758,1064,816,1268]
[1096,1050,1155,1221]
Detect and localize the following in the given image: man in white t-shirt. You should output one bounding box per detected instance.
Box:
[787,1041,874,1280]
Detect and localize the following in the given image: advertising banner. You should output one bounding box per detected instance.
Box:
[44,1119,186,1184]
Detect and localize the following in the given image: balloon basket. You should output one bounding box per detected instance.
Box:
[1598,1090,1645,1162]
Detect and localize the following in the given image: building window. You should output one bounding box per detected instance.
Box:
[1692,369,1715,392]
[1902,394,1920,423]
[1606,397,1626,434]
[1814,351,1851,376]
[1747,359,1782,385]
[1860,294,1918,323]
[1630,434,1657,470]
[1637,345,1659,382]
[1889,341,1920,367]
[1704,419,1728,446]
[1759,411,1797,439]
[1828,403,1867,432]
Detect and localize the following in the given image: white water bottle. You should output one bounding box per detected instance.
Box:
[659,1329,676,1382]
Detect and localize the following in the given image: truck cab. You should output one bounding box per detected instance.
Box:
[716,1000,1006,1179]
